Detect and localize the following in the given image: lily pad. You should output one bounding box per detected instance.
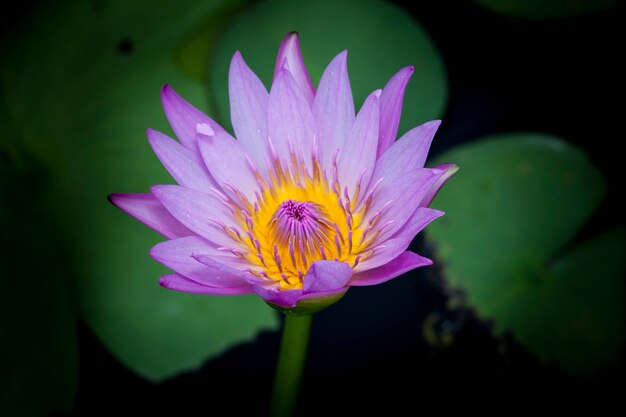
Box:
[1,0,277,382]
[209,0,447,135]
[0,146,78,415]
[473,0,617,20]
[426,133,624,374]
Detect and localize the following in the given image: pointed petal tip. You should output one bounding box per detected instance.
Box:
[107,192,135,208]
[428,119,442,127]
[160,83,173,98]
[230,50,245,69]
[150,184,169,198]
[146,127,159,144]
[436,162,460,175]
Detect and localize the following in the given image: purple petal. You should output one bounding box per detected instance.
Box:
[377,204,444,244]
[273,32,315,105]
[161,84,229,152]
[371,120,441,184]
[419,163,460,207]
[377,66,414,157]
[251,284,302,308]
[302,260,353,293]
[312,51,355,169]
[150,236,249,288]
[357,207,442,272]
[391,207,445,242]
[268,67,317,172]
[229,51,270,170]
[351,251,431,286]
[337,90,380,199]
[108,193,192,239]
[355,237,422,272]
[147,128,217,191]
[360,168,440,238]
[160,274,252,295]
[197,129,261,202]
[151,185,243,249]
[192,254,253,280]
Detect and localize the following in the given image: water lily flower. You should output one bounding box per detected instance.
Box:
[109,33,457,314]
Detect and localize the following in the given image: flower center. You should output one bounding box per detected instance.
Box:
[222,151,369,290]
[270,200,333,255]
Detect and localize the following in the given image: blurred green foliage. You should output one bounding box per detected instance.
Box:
[473,0,616,20]
[427,133,625,374]
[0,0,278,389]
[0,146,78,416]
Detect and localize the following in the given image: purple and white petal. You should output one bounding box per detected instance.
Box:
[371,120,441,183]
[273,32,315,105]
[108,193,192,239]
[147,128,217,191]
[419,163,459,207]
[251,284,302,308]
[355,236,427,272]
[229,52,270,171]
[351,251,431,286]
[356,208,442,272]
[337,90,380,199]
[151,185,244,249]
[373,205,443,245]
[160,274,252,295]
[377,66,414,157]
[161,84,229,152]
[197,128,261,203]
[302,260,353,293]
[312,51,355,169]
[359,168,440,238]
[150,236,250,288]
[268,67,317,173]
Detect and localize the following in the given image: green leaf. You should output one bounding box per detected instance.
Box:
[472,0,616,20]
[426,133,624,374]
[209,0,447,134]
[0,146,78,416]
[1,0,278,382]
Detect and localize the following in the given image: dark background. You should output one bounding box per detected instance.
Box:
[3,0,622,415]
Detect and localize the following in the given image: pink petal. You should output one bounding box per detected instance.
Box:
[371,120,441,183]
[377,66,414,157]
[108,193,192,239]
[197,128,261,203]
[351,251,431,286]
[161,84,229,152]
[419,163,460,207]
[337,90,380,199]
[229,51,270,171]
[273,32,315,105]
[151,185,243,249]
[268,67,317,173]
[147,128,217,191]
[160,274,252,295]
[312,51,355,169]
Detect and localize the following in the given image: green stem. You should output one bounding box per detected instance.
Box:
[270,314,313,417]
